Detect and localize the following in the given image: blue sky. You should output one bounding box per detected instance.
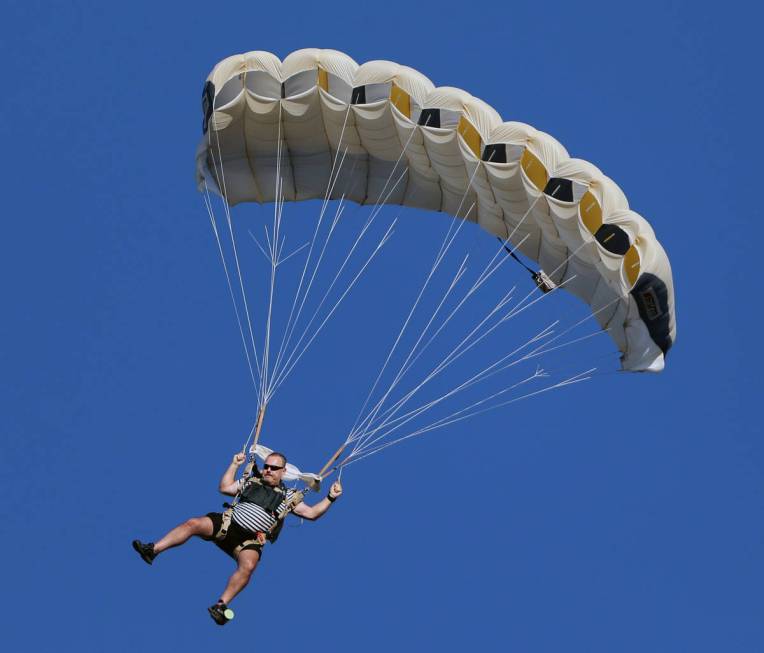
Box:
[2,1,762,651]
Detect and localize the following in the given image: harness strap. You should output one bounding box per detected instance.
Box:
[241,457,257,480]
[216,455,259,541]
[215,507,234,540]
[265,489,305,543]
[232,532,266,557]
[271,490,304,528]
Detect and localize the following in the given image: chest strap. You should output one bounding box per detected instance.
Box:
[274,489,304,522]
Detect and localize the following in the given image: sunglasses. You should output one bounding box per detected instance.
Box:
[263,463,285,472]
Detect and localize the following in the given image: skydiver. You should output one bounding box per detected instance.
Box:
[132,451,342,625]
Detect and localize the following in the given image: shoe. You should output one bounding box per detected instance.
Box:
[132,540,156,565]
[208,601,235,626]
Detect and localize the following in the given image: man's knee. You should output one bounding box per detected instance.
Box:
[186,516,214,537]
[238,551,259,575]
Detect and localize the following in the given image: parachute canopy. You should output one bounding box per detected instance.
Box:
[196,48,676,372]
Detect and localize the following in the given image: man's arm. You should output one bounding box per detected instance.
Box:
[219,453,246,496]
[292,481,343,520]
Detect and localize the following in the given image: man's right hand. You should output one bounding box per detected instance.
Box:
[232,452,246,466]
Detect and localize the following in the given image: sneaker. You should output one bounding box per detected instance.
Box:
[208,601,235,625]
[132,540,156,565]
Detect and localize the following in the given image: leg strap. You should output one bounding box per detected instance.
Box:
[232,532,266,557]
[216,507,234,541]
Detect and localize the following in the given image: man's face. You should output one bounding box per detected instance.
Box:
[262,454,286,486]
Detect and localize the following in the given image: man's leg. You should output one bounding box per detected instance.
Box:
[153,515,215,554]
[219,548,260,604]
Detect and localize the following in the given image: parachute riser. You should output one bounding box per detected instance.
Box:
[319,442,347,479]
[227,405,269,515]
[252,405,267,447]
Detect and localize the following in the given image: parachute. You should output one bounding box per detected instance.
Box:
[196,48,675,373]
[194,48,681,476]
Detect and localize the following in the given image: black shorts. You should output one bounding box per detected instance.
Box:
[204,512,264,560]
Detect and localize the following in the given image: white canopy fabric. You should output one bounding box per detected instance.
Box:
[197,48,676,372]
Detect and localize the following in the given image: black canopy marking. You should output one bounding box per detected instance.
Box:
[482,143,507,163]
[351,86,366,105]
[595,224,630,256]
[418,108,441,128]
[630,273,673,354]
[202,81,215,134]
[544,178,574,202]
